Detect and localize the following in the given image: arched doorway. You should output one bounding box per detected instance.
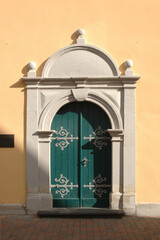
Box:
[23,30,140,214]
[50,102,111,208]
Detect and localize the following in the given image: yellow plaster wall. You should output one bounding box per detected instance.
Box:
[0,0,160,203]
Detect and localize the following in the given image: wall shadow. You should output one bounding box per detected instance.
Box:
[5,64,28,204]
[1,74,27,203]
[119,62,126,75]
[70,31,78,45]
[36,59,49,77]
[10,63,28,89]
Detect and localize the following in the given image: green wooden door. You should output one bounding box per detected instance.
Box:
[51,102,111,208]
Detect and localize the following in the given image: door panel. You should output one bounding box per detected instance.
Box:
[51,103,80,207]
[50,102,111,208]
[81,102,111,207]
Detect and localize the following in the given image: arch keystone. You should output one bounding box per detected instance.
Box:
[72,89,89,101]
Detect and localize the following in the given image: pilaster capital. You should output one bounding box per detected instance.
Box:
[107,129,123,142]
[37,130,54,143]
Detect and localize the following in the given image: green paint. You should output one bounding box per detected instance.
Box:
[51,102,111,208]
[79,110,83,207]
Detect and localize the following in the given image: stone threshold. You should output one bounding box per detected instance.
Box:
[38,208,125,218]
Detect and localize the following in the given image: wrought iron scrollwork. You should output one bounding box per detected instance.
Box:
[51,174,78,198]
[83,174,111,197]
[83,126,110,150]
[51,127,78,150]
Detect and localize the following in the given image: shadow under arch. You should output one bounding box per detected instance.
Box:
[38,91,123,131]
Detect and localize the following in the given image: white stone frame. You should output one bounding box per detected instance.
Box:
[23,29,140,214]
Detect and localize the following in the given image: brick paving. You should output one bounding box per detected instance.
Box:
[1,215,160,240]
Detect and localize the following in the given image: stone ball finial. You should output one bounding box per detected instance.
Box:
[28,61,37,70]
[27,61,37,77]
[125,60,133,68]
[77,28,85,37]
[124,60,133,76]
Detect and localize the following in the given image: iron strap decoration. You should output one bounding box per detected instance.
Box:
[83,126,110,150]
[51,174,78,198]
[51,126,78,150]
[83,174,111,197]
[51,126,110,150]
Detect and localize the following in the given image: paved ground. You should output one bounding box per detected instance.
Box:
[1,215,160,240]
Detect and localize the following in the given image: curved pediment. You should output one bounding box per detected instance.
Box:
[42,44,120,78]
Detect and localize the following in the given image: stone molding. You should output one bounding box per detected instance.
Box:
[22,76,140,88]
[38,130,54,143]
[107,129,123,142]
[41,44,120,78]
[23,29,140,213]
[72,88,89,101]
[38,90,123,131]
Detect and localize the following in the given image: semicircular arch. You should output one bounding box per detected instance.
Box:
[38,91,123,131]
[42,44,120,78]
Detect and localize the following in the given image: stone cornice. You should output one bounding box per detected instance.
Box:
[23,78,41,89]
[22,76,140,89]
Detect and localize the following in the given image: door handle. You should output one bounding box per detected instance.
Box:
[82,157,91,167]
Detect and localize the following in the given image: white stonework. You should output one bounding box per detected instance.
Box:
[72,88,89,101]
[108,130,123,210]
[23,29,141,214]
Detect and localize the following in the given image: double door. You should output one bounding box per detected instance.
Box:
[50,102,111,207]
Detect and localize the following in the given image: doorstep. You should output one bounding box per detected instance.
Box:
[38,208,125,217]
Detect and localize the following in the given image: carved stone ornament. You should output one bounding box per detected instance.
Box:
[72,89,89,101]
[22,29,140,214]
